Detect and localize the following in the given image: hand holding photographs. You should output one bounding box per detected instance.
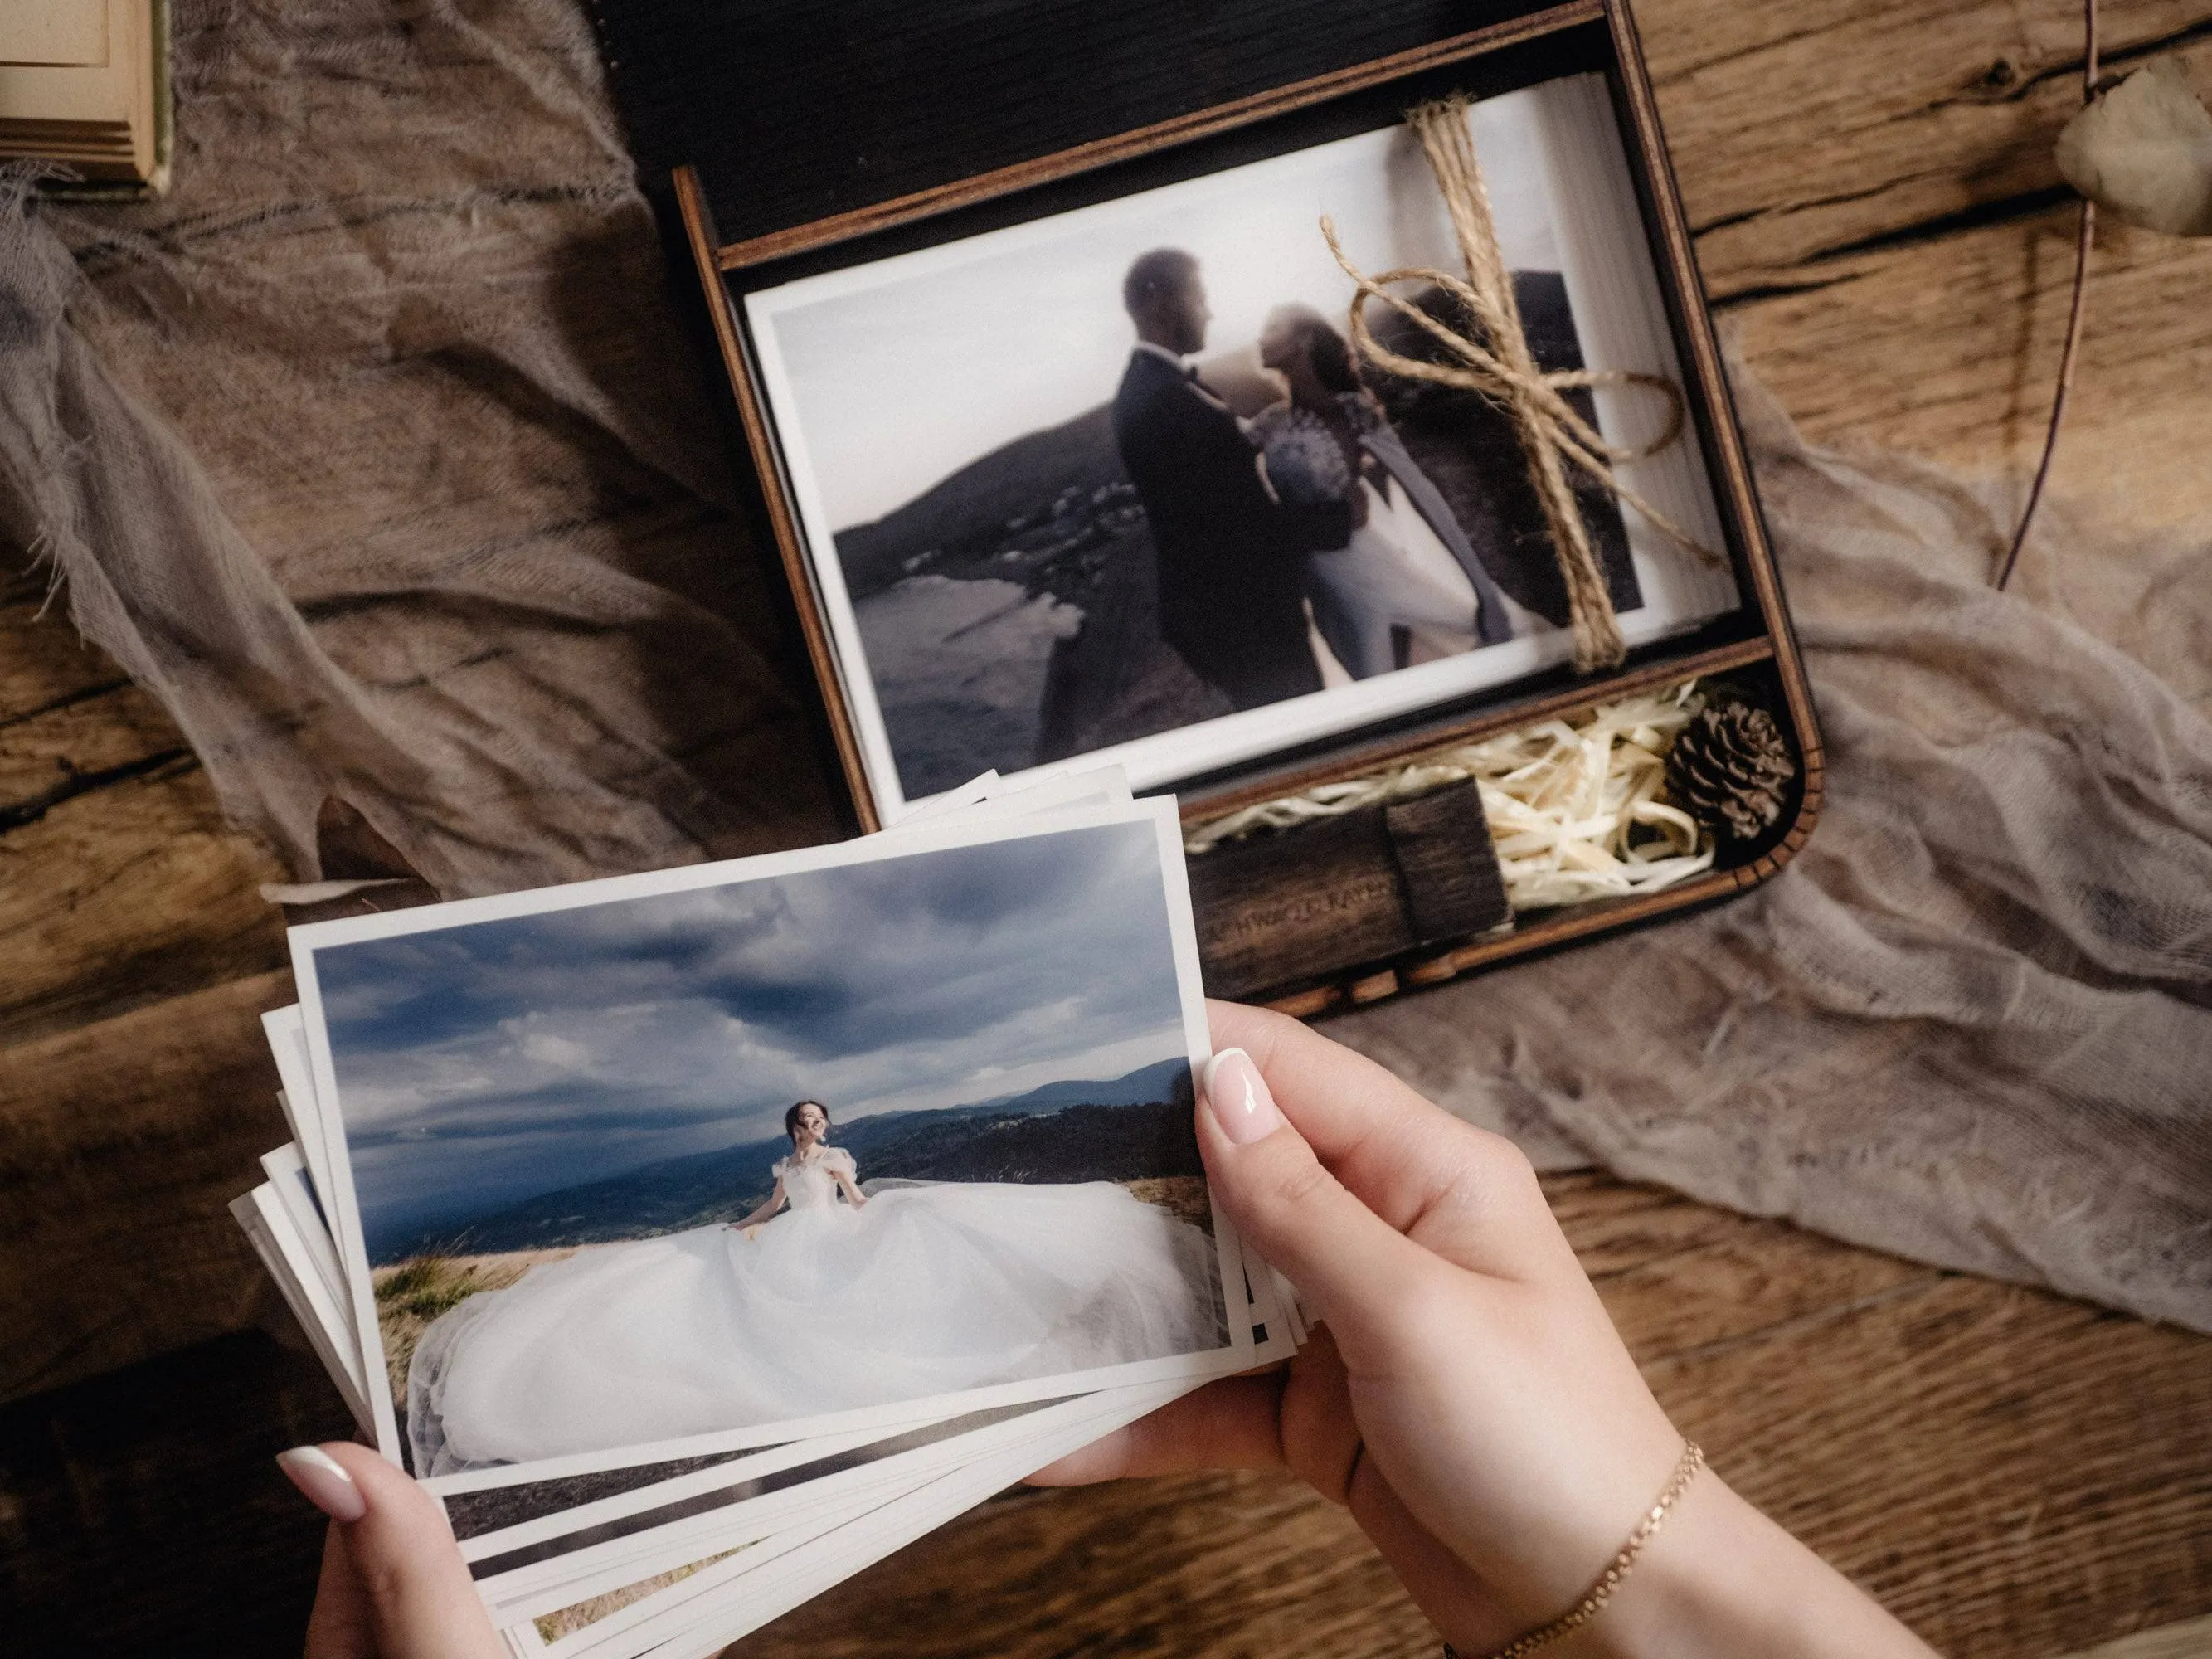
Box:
[235,768,1303,1655]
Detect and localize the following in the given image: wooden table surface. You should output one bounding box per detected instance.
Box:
[3,2,2210,1654]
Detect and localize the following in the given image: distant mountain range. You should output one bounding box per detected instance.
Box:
[834,403,1133,604]
[962,1057,1189,1115]
[378,1057,1194,1262]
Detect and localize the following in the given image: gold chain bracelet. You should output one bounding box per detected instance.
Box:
[1446,1442,1706,1659]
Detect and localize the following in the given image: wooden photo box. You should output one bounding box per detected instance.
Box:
[595,0,1823,1015]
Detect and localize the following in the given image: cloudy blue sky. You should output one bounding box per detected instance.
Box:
[311,822,1189,1253]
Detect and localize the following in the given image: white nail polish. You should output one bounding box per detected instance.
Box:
[277,1445,367,1522]
[1200,1048,1242,1102]
[1202,1048,1285,1146]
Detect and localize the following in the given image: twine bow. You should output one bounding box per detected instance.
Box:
[1325,97,1721,673]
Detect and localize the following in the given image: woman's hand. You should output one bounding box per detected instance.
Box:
[732,1176,787,1232]
[1033,1002,1937,1658]
[278,1443,504,1659]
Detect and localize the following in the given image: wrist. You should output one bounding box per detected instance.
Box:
[1548,1470,1753,1658]
[1548,1474,1933,1659]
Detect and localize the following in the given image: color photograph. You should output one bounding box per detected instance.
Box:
[294,810,1231,1479]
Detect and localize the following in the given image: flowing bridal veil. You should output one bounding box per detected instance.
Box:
[406,1151,1223,1476]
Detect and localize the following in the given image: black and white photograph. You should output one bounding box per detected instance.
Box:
[289,803,1240,1483]
[746,75,1740,814]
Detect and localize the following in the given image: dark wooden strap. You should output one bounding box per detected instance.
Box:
[1189,780,1508,1000]
[1385,779,1509,943]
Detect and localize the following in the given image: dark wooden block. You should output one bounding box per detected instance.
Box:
[1190,813,1412,998]
[1384,780,1510,943]
[1189,781,1508,999]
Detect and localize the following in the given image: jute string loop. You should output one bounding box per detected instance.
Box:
[1323,96,1721,673]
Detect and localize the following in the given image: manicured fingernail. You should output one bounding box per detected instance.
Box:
[277,1445,367,1522]
[1202,1048,1284,1145]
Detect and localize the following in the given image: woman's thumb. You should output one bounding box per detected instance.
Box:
[280,1443,504,1659]
[1198,1048,1436,1346]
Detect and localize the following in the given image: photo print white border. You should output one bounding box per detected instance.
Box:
[288,797,1253,1488]
[254,767,1291,1558]
[491,1376,1196,1657]
[743,73,1741,818]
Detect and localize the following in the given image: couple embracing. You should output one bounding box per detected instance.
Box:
[1111,248,1516,713]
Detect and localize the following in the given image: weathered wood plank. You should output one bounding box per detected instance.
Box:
[1639,0,2212,296]
[732,1472,1430,1659]
[1640,2,2212,528]
[0,765,289,1045]
[0,1331,352,1652]
[0,679,197,846]
[1553,1176,1939,1360]
[0,969,294,1402]
[1725,205,2212,528]
[1658,1274,2212,1656]
[2066,1614,2212,1658]
[0,564,130,718]
[0,564,290,1045]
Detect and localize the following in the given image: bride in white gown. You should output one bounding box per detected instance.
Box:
[1250,304,1525,679]
[406,1100,1223,1476]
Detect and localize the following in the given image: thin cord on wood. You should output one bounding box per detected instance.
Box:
[1998,0,2101,591]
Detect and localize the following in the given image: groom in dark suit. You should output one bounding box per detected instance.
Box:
[1111,250,1354,711]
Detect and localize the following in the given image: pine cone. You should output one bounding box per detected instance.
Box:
[1666,698,1796,844]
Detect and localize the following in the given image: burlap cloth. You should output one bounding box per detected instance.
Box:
[4,2,2206,1331]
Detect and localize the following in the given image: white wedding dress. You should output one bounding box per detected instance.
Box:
[1308,482,1485,677]
[406,1149,1223,1475]
[1250,397,1490,679]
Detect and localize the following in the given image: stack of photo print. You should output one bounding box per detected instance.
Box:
[232,764,1303,1657]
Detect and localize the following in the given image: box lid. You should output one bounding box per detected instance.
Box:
[590,0,1565,248]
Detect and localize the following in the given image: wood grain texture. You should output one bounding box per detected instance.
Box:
[1637,0,2212,297]
[1385,781,1510,945]
[2068,1614,2212,1658]
[0,765,288,1046]
[0,969,293,1401]
[1190,809,1417,998]
[1639,0,2212,525]
[1186,783,1507,1000]
[0,570,289,1048]
[1723,206,2212,527]
[0,571,293,1399]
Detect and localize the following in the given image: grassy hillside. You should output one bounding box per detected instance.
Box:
[372,1247,576,1403]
